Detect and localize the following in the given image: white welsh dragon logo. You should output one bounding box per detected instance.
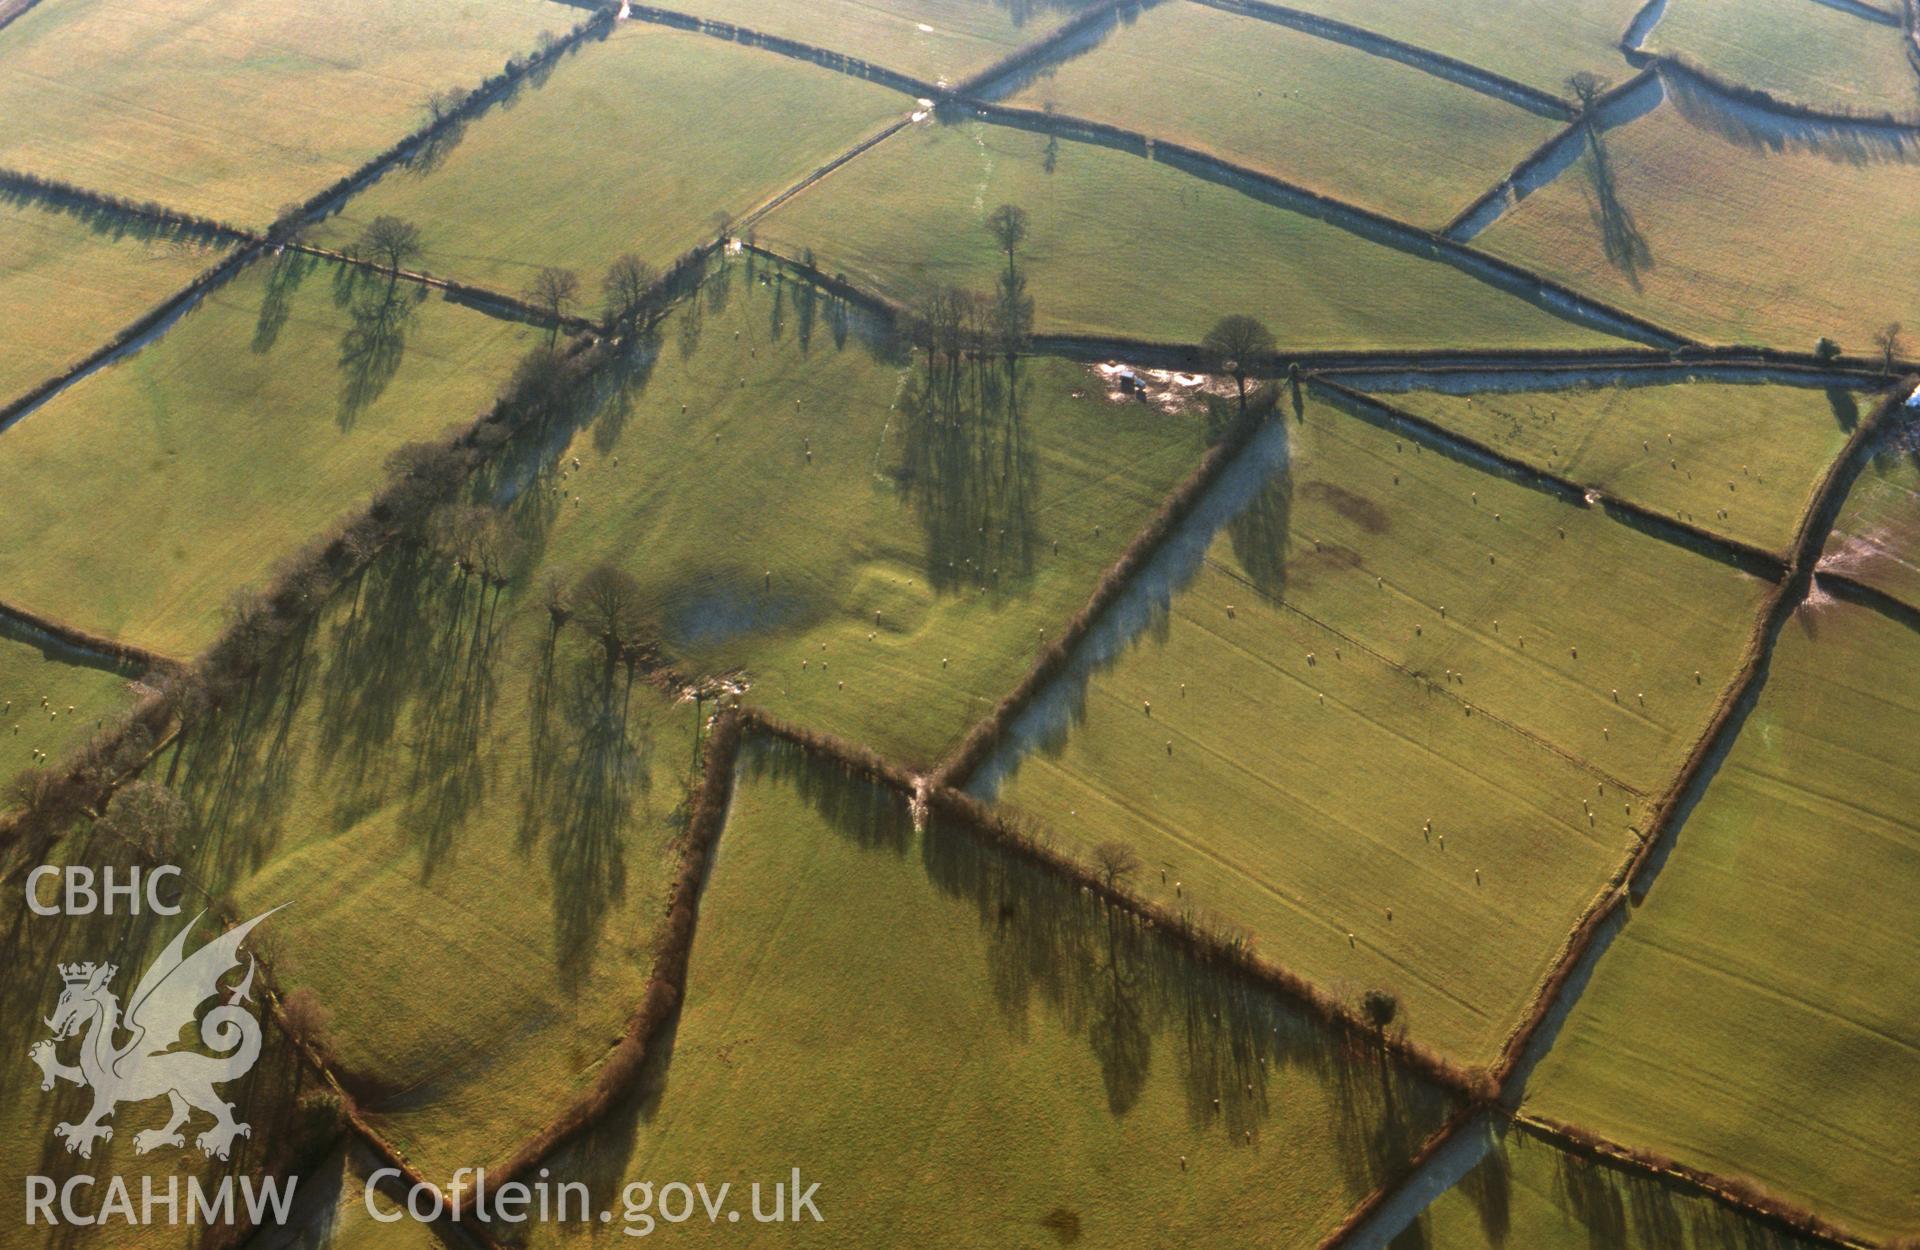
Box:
[28,907,282,1161]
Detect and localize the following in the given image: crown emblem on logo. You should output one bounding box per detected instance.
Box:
[59,962,107,985]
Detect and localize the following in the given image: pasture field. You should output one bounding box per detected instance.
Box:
[509,258,1206,768]
[755,119,1627,349]
[1639,0,1920,120]
[262,1144,456,1250]
[0,197,230,409]
[1376,377,1860,556]
[649,0,1100,85]
[1406,1123,1826,1248]
[0,252,534,656]
[167,556,699,1181]
[506,738,1459,1248]
[0,829,329,1250]
[1521,599,1920,1240]
[0,0,579,227]
[0,621,137,800]
[1002,1,1564,226]
[312,24,909,292]
[1479,84,1920,349]
[983,390,1768,1059]
[1822,416,1920,608]
[1280,0,1647,100]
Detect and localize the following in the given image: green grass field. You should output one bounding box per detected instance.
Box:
[1004,2,1563,226]
[0,621,138,798]
[506,737,1458,1247]
[985,391,1768,1060]
[652,0,1100,84]
[167,552,700,1181]
[1405,1122,1825,1248]
[0,197,230,409]
[1479,87,1920,349]
[1642,0,1920,120]
[312,23,909,292]
[0,252,535,656]
[0,0,578,226]
[501,257,1206,768]
[1379,377,1860,556]
[1521,599,1920,1240]
[1281,0,1647,101]
[1822,416,1920,608]
[757,118,1624,349]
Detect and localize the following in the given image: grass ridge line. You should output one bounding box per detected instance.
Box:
[1192,0,1574,119]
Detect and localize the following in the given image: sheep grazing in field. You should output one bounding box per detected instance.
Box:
[1489,552,1496,565]
[1175,881,1182,896]
[1415,625,1423,637]
[1347,932,1356,947]
[1570,646,1578,659]
[1612,689,1619,702]
[1557,526,1565,539]
[1694,670,1702,684]
[1317,693,1325,706]
[1637,692,1645,706]
[1227,605,1236,619]
[1494,512,1501,522]
[1166,740,1173,755]
[1602,727,1610,740]
[837,681,844,690]
[1439,605,1447,619]
[801,659,808,670]
[1143,700,1152,716]
[1393,473,1400,485]
[1437,835,1445,850]
[1475,868,1482,885]
[1471,491,1478,505]
[941,657,948,668]
[1386,907,1392,922]
[1179,1156,1187,1171]
[1180,683,1187,697]
[1307,652,1316,666]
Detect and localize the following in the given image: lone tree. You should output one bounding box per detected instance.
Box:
[525,266,581,339]
[1361,988,1400,1036]
[984,203,1029,280]
[1567,71,1607,116]
[1093,840,1143,890]
[356,216,422,277]
[601,253,658,330]
[1873,321,1905,374]
[1202,314,1276,418]
[572,563,647,671]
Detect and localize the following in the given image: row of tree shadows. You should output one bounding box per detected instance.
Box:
[487,733,1454,1243]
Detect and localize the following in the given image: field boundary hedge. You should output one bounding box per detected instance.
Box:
[0,597,174,673]
[1622,28,1920,128]
[1192,0,1573,119]
[1515,1115,1876,1249]
[0,0,43,32]
[1316,1108,1483,1250]
[734,118,915,232]
[965,98,1694,349]
[1311,377,1793,569]
[954,0,1140,99]
[484,706,744,1187]
[1488,377,1912,1096]
[930,405,1264,788]
[1442,67,1659,239]
[624,3,941,98]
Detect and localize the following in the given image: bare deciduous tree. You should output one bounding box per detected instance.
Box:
[96,780,191,860]
[525,266,581,337]
[984,203,1029,279]
[1873,321,1905,374]
[1202,314,1276,418]
[356,216,422,276]
[601,253,659,329]
[1567,71,1608,116]
[1093,840,1143,890]
[572,563,647,669]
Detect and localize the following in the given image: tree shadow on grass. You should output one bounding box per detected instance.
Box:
[895,353,1039,599]
[1580,132,1652,288]
[252,247,320,355]
[334,270,423,430]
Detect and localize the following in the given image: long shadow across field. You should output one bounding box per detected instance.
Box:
[510,737,1453,1235]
